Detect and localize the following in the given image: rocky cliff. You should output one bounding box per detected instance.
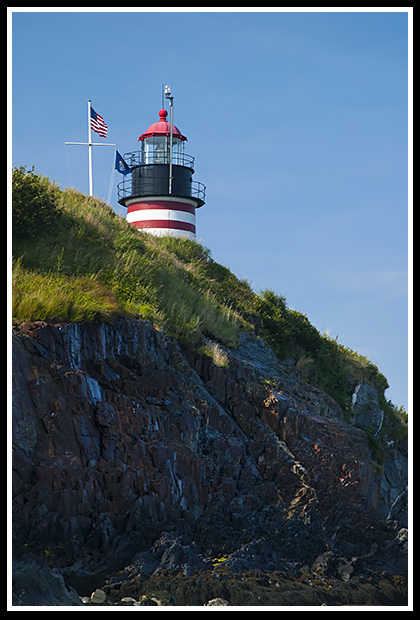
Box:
[12,319,408,605]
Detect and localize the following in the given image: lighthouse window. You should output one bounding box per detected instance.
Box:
[143,137,170,164]
[154,138,169,163]
[172,138,185,165]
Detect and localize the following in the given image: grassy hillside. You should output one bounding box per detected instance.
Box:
[12,166,406,430]
[12,167,254,345]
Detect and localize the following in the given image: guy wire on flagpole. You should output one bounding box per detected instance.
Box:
[107,146,117,206]
[65,100,116,197]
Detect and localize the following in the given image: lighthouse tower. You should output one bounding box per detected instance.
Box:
[117,91,205,239]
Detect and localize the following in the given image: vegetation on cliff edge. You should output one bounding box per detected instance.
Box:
[12,166,406,428]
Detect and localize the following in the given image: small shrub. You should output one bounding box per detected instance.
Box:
[295,354,314,380]
[200,341,230,368]
[12,166,60,238]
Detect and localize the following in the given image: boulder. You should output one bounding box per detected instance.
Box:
[119,596,138,605]
[90,588,107,605]
[352,382,384,436]
[136,595,158,606]
[205,598,230,606]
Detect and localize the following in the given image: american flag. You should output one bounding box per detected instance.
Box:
[90,106,108,138]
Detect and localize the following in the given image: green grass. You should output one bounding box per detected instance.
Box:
[12,182,254,346]
[12,259,121,323]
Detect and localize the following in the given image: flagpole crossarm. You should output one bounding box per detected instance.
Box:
[65,142,117,147]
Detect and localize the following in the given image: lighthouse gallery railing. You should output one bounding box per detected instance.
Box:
[123,150,195,169]
[117,176,206,203]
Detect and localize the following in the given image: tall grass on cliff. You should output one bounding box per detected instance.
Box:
[12,259,121,323]
[12,166,254,345]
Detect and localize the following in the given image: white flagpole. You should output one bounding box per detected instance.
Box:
[88,99,93,196]
[65,102,116,199]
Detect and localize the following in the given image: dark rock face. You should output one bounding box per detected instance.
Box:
[12,320,408,603]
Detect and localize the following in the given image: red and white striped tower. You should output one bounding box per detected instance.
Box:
[117,90,205,239]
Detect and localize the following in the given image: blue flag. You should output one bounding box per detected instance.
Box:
[115,151,131,175]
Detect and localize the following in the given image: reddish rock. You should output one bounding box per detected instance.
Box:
[12,320,407,576]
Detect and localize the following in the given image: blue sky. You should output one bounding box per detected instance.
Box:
[10,9,412,410]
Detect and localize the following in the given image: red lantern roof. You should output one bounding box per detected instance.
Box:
[138,108,187,142]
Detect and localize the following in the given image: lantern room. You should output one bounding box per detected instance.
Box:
[139,108,187,165]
